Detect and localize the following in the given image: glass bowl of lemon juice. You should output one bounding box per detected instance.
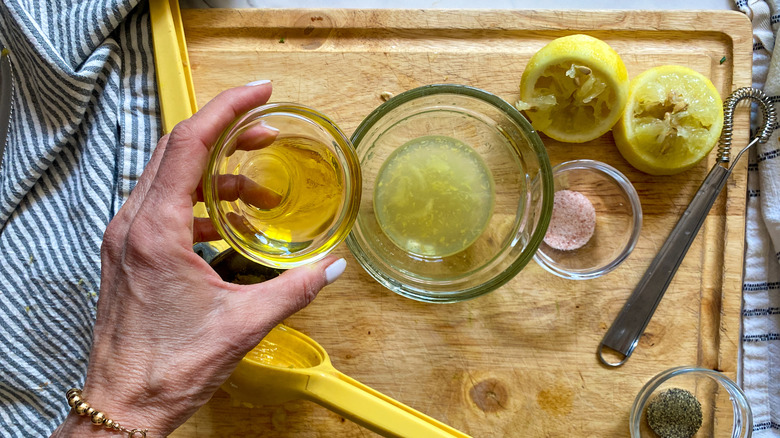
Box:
[346,84,554,302]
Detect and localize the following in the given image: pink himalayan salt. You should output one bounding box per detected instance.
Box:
[543,189,596,251]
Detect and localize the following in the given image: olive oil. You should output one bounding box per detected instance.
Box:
[225,136,343,254]
[373,135,495,257]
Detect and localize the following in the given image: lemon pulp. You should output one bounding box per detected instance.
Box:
[613,65,724,175]
[517,34,629,143]
[373,135,495,258]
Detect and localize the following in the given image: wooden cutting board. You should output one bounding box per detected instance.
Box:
[172,8,752,437]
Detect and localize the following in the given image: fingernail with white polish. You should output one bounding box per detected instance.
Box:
[246,79,271,86]
[325,258,347,285]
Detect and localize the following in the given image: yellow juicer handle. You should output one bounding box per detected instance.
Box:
[149,0,198,133]
[150,0,217,221]
[304,367,471,438]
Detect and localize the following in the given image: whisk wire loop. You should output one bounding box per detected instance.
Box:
[717,87,776,163]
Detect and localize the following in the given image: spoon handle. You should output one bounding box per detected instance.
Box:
[305,369,471,438]
[598,163,731,366]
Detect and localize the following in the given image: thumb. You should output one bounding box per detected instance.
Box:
[230,256,347,331]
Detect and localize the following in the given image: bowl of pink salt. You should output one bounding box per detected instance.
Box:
[533,159,641,280]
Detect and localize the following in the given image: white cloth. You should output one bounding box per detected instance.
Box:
[0,1,159,435]
[734,0,780,435]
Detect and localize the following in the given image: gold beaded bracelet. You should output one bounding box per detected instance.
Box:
[66,388,147,437]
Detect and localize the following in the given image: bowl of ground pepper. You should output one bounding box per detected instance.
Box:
[630,366,752,438]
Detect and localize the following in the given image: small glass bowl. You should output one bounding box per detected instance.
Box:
[630,366,752,438]
[533,159,641,280]
[204,103,361,269]
[346,84,554,303]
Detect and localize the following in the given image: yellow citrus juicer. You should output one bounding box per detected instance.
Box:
[222,324,471,438]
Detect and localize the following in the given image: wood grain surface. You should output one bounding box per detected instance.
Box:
[172,9,752,437]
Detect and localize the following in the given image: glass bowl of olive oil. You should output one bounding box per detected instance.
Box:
[204,103,361,269]
[346,84,554,302]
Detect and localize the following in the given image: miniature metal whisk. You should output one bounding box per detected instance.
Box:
[598,87,777,367]
[717,87,776,164]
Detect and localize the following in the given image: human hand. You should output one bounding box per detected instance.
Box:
[51,82,347,437]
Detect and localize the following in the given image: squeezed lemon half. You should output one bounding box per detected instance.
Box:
[517,34,629,143]
[613,65,724,175]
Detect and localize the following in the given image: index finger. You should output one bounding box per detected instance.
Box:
[148,81,273,203]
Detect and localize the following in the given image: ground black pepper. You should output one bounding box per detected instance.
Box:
[645,388,703,438]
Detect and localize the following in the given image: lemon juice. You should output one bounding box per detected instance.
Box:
[373,135,495,257]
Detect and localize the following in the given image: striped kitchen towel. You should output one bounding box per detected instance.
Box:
[0,1,159,435]
[734,0,780,436]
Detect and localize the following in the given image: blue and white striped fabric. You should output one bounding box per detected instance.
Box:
[734,0,780,436]
[0,1,159,435]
